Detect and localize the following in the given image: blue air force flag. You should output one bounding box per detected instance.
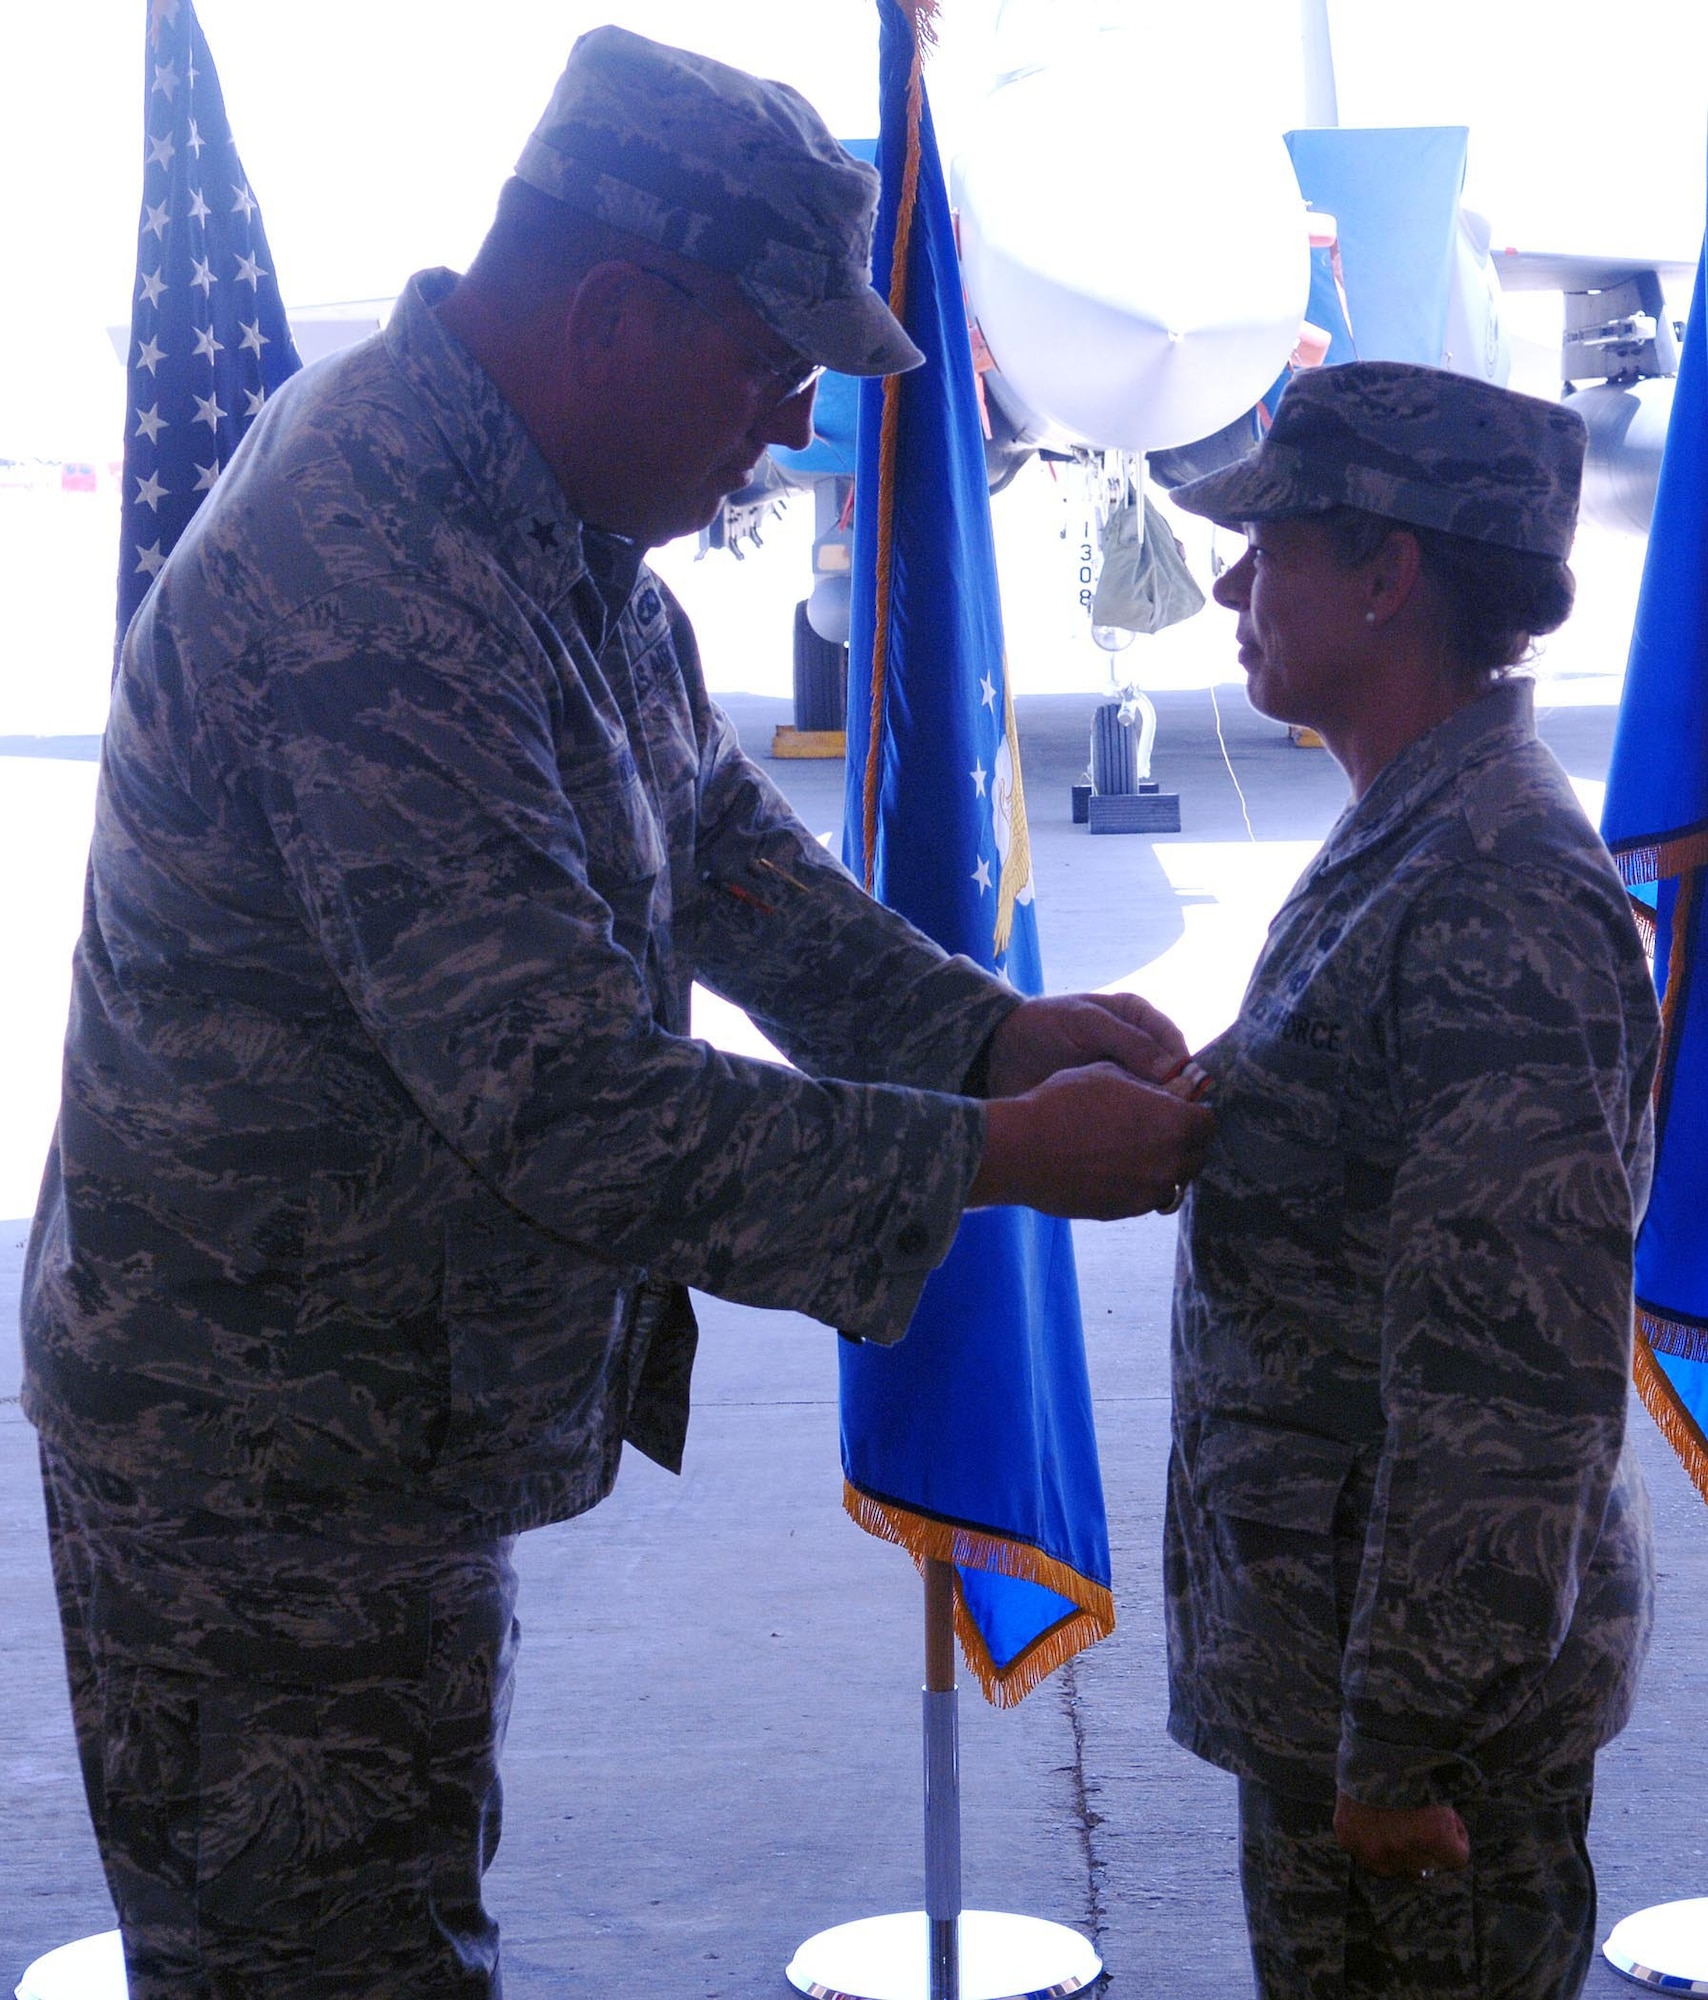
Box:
[838,0,1113,1706]
[117,0,301,644]
[1602,222,1708,1500]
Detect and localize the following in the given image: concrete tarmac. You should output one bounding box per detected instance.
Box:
[4,686,1706,1998]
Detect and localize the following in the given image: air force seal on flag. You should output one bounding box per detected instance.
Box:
[993,670,1034,957]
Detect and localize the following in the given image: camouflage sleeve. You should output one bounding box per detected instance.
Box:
[663,587,1022,1094]
[196,582,984,1343]
[685,701,1021,1091]
[1337,861,1646,1806]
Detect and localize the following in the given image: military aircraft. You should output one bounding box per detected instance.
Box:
[163,1,1687,797]
[716,0,1692,800]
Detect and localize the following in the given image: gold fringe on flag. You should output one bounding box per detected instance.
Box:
[1627,869,1706,1477]
[1634,1330,1708,1509]
[1614,830,1708,887]
[845,1481,1116,1709]
[902,0,941,46]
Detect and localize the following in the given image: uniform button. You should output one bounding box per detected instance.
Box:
[896,1222,929,1256]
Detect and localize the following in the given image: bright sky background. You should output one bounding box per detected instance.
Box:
[4,0,1704,459]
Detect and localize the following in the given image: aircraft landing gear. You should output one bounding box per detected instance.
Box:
[792,598,848,733]
[1078,696,1181,833]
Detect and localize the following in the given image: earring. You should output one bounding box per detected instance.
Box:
[1364,611,1377,625]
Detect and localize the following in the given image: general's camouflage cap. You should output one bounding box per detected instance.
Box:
[516,25,923,380]
[1170,361,1587,559]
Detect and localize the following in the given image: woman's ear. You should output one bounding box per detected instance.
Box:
[1364,527,1425,629]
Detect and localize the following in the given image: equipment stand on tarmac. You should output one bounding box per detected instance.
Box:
[1603,1899,1708,1992]
[785,1560,1103,2000]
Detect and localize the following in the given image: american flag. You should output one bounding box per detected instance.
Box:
[117,0,301,642]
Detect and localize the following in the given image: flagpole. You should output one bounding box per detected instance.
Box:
[923,1560,962,2000]
[785,1557,1103,2000]
[786,2,1106,1993]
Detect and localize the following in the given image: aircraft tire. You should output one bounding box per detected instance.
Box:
[793,599,849,733]
[1090,701,1140,796]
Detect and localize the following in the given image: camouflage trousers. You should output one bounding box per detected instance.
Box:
[41,1443,519,1999]
[1237,1777,1596,2000]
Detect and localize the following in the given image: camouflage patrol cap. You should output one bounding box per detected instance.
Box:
[516,25,923,379]
[1170,361,1587,558]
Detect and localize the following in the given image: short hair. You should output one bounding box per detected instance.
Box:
[1314,505,1576,680]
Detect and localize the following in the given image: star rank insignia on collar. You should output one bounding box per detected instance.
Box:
[527,518,560,553]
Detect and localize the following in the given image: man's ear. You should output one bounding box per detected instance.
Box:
[564,260,653,383]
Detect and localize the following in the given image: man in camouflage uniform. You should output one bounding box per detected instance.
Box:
[1164,363,1660,1998]
[21,28,1211,1997]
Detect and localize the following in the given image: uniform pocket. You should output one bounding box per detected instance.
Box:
[1171,1418,1366,1769]
[1192,1416,1361,1533]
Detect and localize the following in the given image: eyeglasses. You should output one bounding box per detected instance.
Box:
[638,266,824,408]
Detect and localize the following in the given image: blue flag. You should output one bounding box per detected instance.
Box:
[1601,216,1708,1499]
[117,0,301,645]
[839,0,1113,1706]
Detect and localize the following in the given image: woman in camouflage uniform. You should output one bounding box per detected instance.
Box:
[1162,361,1661,2000]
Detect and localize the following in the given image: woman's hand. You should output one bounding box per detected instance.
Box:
[1333,1794,1470,1879]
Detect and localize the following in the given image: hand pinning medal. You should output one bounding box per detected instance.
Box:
[1155,1056,1212,1212]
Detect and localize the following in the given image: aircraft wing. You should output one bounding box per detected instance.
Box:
[1490,248,1696,292]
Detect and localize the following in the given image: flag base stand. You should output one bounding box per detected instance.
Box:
[785,1910,1101,2000]
[790,1562,1101,2000]
[15,1928,125,1999]
[1603,1898,1708,1990]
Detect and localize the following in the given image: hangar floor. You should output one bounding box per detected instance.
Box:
[3,686,1703,1999]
